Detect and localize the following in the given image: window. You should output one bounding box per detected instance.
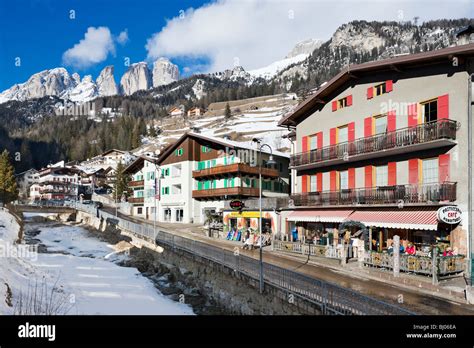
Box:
[374,83,387,96]
[172,184,182,194]
[137,208,143,215]
[339,171,348,190]
[172,164,182,177]
[135,190,144,198]
[422,99,438,123]
[201,145,211,153]
[175,148,184,156]
[338,126,348,143]
[175,209,184,222]
[310,175,317,192]
[422,158,438,184]
[164,208,171,221]
[374,115,388,135]
[375,165,388,187]
[161,187,170,195]
[338,97,349,109]
[161,168,170,176]
[309,135,318,150]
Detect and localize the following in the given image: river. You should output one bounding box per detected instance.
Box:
[11,212,194,315]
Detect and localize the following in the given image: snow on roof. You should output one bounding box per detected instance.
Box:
[187,132,289,158]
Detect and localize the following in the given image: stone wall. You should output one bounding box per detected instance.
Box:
[76,211,321,315]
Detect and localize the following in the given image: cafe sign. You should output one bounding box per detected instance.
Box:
[230,199,245,211]
[437,206,462,224]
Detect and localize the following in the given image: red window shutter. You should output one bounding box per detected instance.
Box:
[348,168,355,189]
[316,132,323,149]
[317,173,323,192]
[439,154,450,182]
[367,87,373,99]
[408,159,419,184]
[302,136,308,152]
[386,80,393,92]
[387,111,396,132]
[330,171,337,191]
[407,103,418,128]
[332,100,338,112]
[364,166,373,188]
[388,162,397,186]
[347,95,353,106]
[330,128,337,145]
[348,122,355,141]
[438,94,449,119]
[302,175,308,193]
[364,117,373,137]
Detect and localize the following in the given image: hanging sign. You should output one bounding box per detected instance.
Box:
[437,206,462,224]
[230,199,245,210]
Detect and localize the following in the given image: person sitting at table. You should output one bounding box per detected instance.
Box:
[399,244,405,254]
[443,247,453,257]
[405,243,416,255]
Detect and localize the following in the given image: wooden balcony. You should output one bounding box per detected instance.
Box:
[192,187,260,200]
[128,197,144,204]
[192,163,279,179]
[291,182,456,207]
[291,120,459,170]
[129,180,145,188]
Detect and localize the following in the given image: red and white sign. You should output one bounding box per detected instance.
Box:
[437,206,462,224]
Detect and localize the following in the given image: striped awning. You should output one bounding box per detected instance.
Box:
[287,210,353,223]
[346,209,439,231]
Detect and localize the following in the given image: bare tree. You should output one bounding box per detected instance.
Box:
[14,276,75,315]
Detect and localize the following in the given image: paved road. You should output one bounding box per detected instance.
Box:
[101,205,474,315]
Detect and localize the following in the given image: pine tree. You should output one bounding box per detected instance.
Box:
[224,102,231,119]
[113,161,129,202]
[0,150,18,204]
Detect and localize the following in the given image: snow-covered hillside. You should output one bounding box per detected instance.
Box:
[137,93,298,155]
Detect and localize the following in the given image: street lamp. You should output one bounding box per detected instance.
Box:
[252,138,277,294]
[153,162,165,244]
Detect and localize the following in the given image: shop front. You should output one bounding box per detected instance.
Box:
[222,210,278,244]
[353,207,466,277]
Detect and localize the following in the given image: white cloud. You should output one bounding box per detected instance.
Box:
[145,0,472,73]
[62,27,116,69]
[117,30,129,45]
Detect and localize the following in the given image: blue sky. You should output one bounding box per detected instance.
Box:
[0,0,472,91]
[0,0,209,90]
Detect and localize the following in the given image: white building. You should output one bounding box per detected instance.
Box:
[155,132,290,224]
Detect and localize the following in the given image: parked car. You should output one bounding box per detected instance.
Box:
[94,188,107,194]
[82,200,92,205]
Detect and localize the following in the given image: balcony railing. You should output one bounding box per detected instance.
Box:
[128,197,144,204]
[291,182,456,207]
[39,188,75,194]
[192,187,260,199]
[193,163,279,179]
[129,180,145,187]
[291,120,458,168]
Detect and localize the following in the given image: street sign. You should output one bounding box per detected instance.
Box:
[230,199,245,210]
[437,206,462,224]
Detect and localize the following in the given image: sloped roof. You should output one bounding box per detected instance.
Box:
[279,43,474,127]
[156,132,289,165]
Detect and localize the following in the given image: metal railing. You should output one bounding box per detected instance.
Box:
[192,163,279,179]
[192,187,260,199]
[291,120,459,167]
[291,182,457,207]
[72,203,414,315]
[364,250,465,277]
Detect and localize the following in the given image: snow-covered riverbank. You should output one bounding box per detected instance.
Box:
[0,210,194,315]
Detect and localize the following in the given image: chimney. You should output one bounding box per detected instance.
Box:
[455,25,474,46]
